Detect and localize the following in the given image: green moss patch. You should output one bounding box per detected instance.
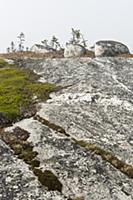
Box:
[0,59,9,68]
[0,65,56,127]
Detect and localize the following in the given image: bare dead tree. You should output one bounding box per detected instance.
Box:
[81,34,87,47]
[70,28,81,44]
[69,28,87,47]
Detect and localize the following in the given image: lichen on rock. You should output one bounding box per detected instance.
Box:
[1,57,133,199]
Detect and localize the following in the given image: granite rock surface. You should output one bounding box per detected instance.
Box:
[1,57,133,200]
[64,44,86,58]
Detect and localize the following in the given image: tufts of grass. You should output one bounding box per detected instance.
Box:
[68,197,84,200]
[0,59,9,68]
[0,127,62,192]
[74,139,133,179]
[34,115,69,136]
[18,149,38,161]
[0,65,56,126]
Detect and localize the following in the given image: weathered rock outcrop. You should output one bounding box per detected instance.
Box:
[92,40,130,57]
[1,57,133,199]
[64,43,86,58]
[30,44,56,54]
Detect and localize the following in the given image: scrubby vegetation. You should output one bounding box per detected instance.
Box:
[74,139,133,179]
[0,127,62,192]
[33,168,62,192]
[0,50,64,60]
[0,58,10,68]
[0,59,56,126]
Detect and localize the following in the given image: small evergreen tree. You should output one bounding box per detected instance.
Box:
[50,36,61,50]
[7,47,10,53]
[41,39,48,47]
[26,47,29,51]
[11,41,15,52]
[17,32,25,52]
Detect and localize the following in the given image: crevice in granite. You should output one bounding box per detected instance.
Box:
[0,127,63,193]
[34,115,133,179]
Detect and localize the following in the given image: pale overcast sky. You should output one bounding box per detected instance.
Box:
[0,0,133,52]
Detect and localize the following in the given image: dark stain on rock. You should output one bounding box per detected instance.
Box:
[33,168,62,192]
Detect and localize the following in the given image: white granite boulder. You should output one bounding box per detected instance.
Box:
[92,40,130,57]
[30,44,56,54]
[64,43,86,58]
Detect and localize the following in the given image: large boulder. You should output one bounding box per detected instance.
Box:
[64,43,86,58]
[30,44,56,54]
[92,40,130,57]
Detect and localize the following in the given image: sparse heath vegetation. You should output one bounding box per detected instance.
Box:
[0,59,56,126]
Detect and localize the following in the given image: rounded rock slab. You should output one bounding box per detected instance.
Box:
[93,40,130,57]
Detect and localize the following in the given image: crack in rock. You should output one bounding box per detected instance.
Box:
[34,115,133,179]
[0,127,63,193]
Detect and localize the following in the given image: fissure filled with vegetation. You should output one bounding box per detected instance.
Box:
[0,127,63,192]
[0,58,63,193]
[34,114,133,179]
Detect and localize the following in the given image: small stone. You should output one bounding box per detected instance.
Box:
[6,177,12,183]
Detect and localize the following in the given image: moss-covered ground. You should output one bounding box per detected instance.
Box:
[0,59,10,68]
[0,59,56,126]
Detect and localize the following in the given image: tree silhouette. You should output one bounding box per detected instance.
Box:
[26,47,29,51]
[41,39,48,47]
[69,28,87,47]
[17,32,25,52]
[50,36,61,50]
[11,41,15,52]
[81,35,87,47]
[7,47,10,53]
[70,28,81,44]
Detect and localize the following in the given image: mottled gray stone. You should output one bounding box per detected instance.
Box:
[5,118,133,199]
[0,139,67,199]
[92,40,130,57]
[3,57,133,199]
[64,43,86,58]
